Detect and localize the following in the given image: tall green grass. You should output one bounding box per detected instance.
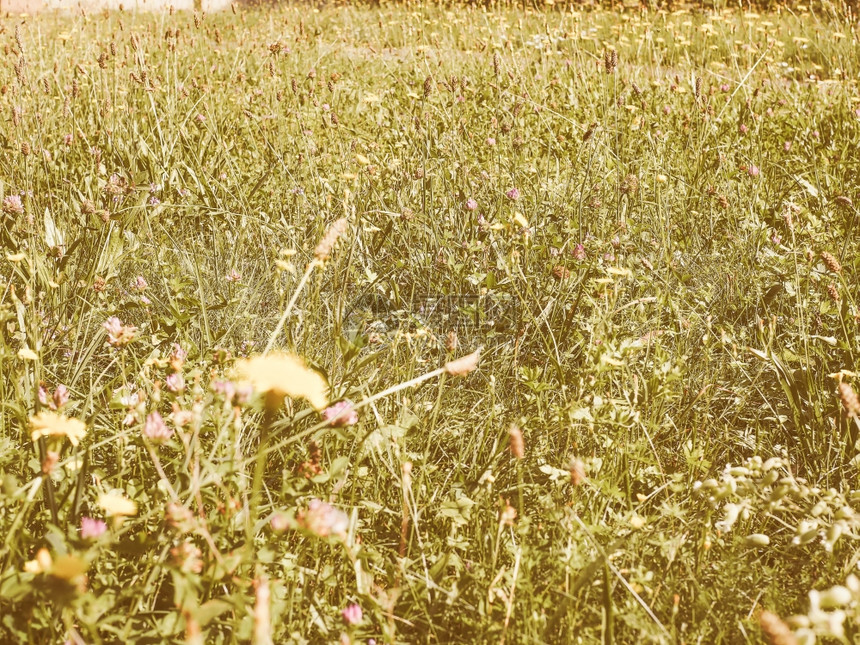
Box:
[1,3,860,643]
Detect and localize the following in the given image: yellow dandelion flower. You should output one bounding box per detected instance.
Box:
[29,412,87,447]
[98,490,138,517]
[50,554,87,582]
[233,353,328,410]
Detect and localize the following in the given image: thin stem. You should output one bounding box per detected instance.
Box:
[144,441,179,502]
[263,262,317,356]
[246,406,276,549]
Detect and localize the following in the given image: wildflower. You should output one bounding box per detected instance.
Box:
[133,276,148,291]
[30,411,87,447]
[98,490,137,517]
[40,383,70,410]
[226,269,242,282]
[296,499,349,539]
[486,137,496,146]
[508,424,524,459]
[505,188,520,201]
[313,218,349,263]
[839,382,860,418]
[322,400,359,427]
[552,265,570,280]
[171,541,203,574]
[49,556,88,589]
[573,244,587,261]
[165,502,195,533]
[820,251,842,273]
[757,610,798,645]
[212,379,236,402]
[2,194,24,216]
[143,411,173,443]
[80,517,107,539]
[169,343,187,372]
[270,513,290,532]
[444,348,481,376]
[233,353,328,410]
[620,174,639,195]
[172,406,195,427]
[569,457,586,486]
[748,165,760,177]
[342,603,363,626]
[505,208,527,229]
[166,372,185,393]
[23,548,53,574]
[500,498,517,526]
[253,576,272,645]
[103,316,137,347]
[104,173,129,197]
[465,198,478,211]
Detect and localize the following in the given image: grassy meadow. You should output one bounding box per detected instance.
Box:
[2,2,860,642]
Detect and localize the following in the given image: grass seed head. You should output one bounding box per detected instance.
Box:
[444,348,481,376]
[314,217,348,263]
[604,48,617,73]
[820,251,842,273]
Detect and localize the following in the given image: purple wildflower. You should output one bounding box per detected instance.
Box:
[81,517,107,539]
[322,400,358,427]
